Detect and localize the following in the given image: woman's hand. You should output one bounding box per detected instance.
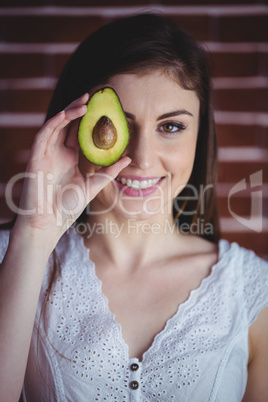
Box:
[13,93,131,248]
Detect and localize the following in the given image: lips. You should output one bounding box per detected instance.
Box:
[115,176,164,197]
[116,176,161,190]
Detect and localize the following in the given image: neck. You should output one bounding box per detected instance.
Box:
[81,212,180,272]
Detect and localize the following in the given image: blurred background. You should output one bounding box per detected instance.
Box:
[0,1,267,258]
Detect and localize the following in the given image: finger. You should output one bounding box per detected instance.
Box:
[48,104,87,148]
[64,93,89,111]
[64,119,80,151]
[86,156,132,201]
[32,94,88,152]
[56,94,89,150]
[29,110,66,160]
[59,104,87,129]
[99,157,132,179]
[37,110,66,142]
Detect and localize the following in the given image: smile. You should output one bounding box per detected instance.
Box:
[116,177,161,190]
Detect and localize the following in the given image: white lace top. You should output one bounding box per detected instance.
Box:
[1,228,268,402]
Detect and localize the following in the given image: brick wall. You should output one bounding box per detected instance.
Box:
[0,1,267,258]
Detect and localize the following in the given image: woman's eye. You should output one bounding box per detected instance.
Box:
[160,122,186,134]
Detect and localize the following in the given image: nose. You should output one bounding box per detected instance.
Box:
[125,125,156,170]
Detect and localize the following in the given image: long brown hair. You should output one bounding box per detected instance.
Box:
[45,13,220,243]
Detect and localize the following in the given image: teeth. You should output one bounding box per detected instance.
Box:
[132,180,140,190]
[117,177,161,190]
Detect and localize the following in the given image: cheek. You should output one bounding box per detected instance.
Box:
[168,142,197,175]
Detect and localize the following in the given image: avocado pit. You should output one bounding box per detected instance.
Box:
[92,116,117,150]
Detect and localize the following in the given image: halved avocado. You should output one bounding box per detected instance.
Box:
[78,87,129,166]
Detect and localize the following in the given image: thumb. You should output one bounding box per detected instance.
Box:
[85,156,131,202]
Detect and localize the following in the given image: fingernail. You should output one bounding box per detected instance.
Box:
[123,156,132,164]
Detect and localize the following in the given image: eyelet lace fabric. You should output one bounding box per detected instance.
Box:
[0,229,268,402]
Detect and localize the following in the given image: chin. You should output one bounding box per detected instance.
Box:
[111,196,170,223]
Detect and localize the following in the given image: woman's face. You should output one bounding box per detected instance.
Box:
[80,70,200,222]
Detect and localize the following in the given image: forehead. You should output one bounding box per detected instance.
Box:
[106,71,200,117]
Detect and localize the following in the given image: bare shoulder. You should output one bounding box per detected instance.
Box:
[166,234,219,280]
[179,234,218,262]
[243,306,268,401]
[188,234,218,253]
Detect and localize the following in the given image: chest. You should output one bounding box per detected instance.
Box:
[95,261,212,360]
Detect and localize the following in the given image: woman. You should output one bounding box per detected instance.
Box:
[0,14,267,402]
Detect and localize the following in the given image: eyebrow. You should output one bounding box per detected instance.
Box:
[124,110,193,121]
[157,110,193,120]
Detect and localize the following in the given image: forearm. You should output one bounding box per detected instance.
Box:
[0,225,53,402]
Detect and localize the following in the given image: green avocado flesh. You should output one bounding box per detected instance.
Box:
[78,87,130,166]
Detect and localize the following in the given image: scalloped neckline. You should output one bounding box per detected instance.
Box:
[70,230,231,364]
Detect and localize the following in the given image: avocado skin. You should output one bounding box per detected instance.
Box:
[78,87,130,166]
